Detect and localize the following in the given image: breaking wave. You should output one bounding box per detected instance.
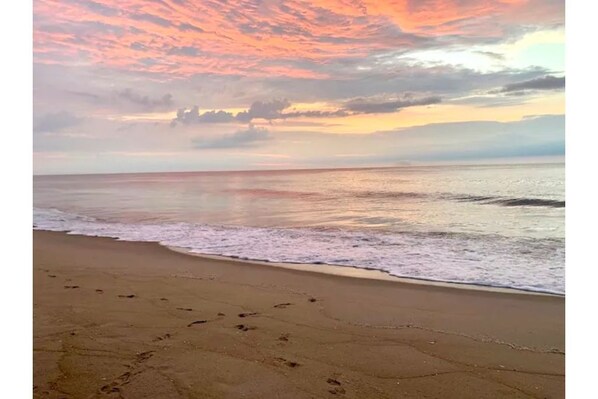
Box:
[33,207,565,295]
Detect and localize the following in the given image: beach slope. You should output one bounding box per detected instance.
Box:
[33,231,564,398]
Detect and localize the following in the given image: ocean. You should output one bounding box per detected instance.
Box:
[33,163,565,294]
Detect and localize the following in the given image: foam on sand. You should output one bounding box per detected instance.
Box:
[34,207,564,295]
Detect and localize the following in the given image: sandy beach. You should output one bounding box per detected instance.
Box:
[33,230,564,398]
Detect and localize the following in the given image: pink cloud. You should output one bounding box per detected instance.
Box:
[33,0,563,78]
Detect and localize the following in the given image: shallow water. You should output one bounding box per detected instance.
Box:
[33,163,565,294]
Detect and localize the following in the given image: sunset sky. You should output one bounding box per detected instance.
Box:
[33,0,565,174]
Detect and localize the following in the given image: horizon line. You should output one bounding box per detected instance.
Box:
[33,158,565,178]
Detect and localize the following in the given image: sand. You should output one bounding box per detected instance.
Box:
[33,230,564,398]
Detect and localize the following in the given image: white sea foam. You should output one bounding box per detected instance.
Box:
[33,207,565,295]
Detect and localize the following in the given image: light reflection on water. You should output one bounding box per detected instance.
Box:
[33,163,565,294]
[34,163,564,239]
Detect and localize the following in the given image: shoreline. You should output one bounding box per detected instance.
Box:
[35,228,561,297]
[168,245,561,297]
[33,230,564,398]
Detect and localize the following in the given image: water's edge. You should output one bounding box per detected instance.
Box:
[34,228,562,297]
[33,207,565,295]
[167,245,562,296]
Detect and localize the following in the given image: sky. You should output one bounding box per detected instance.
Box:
[33,0,565,174]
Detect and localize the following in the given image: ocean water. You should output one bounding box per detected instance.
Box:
[33,163,565,294]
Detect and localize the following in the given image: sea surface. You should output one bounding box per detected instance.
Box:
[33,163,565,294]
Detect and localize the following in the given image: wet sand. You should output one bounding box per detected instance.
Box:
[33,230,564,398]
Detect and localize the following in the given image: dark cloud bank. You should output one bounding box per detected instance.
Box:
[172,95,442,126]
[496,75,565,94]
[116,88,173,111]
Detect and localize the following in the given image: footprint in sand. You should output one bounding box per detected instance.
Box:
[98,351,154,395]
[100,371,132,394]
[134,351,154,364]
[274,357,300,368]
[153,333,172,341]
[217,312,226,316]
[64,285,79,289]
[176,307,193,311]
[95,289,104,294]
[278,333,290,342]
[160,297,168,301]
[187,320,208,327]
[327,378,345,395]
[48,274,56,278]
[238,312,258,318]
[100,384,121,395]
[118,294,136,298]
[235,324,256,332]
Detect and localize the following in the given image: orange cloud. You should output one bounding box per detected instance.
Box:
[33,0,563,78]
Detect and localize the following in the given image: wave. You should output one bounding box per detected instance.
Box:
[352,191,428,199]
[342,190,564,208]
[33,207,565,295]
[203,187,567,209]
[449,194,565,208]
[450,195,498,202]
[487,198,565,208]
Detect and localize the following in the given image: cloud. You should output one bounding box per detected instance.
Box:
[173,106,201,125]
[283,114,565,167]
[178,23,204,33]
[344,95,442,114]
[282,109,350,118]
[34,111,83,133]
[172,106,235,126]
[196,110,237,123]
[167,46,200,57]
[128,12,173,28]
[81,1,119,17]
[498,75,565,93]
[173,95,440,127]
[116,89,173,111]
[34,113,565,174]
[33,0,564,78]
[193,125,271,149]
[236,99,291,122]
[173,99,293,126]
[475,51,505,61]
